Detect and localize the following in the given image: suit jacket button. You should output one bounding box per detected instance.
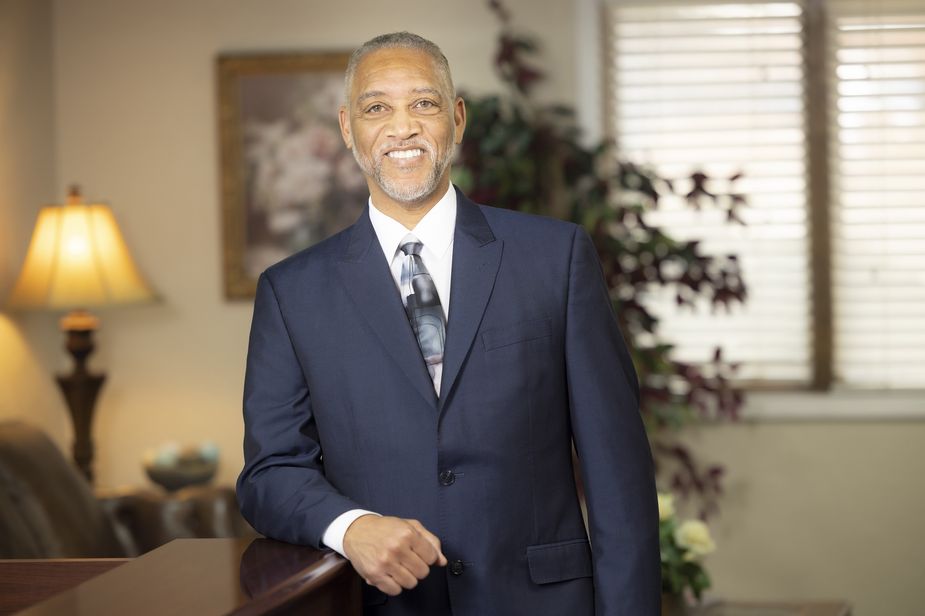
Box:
[439,470,455,486]
[449,559,465,576]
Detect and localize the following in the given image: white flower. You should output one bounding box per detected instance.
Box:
[303,123,341,159]
[304,77,343,119]
[674,519,716,557]
[336,154,367,191]
[270,128,332,207]
[657,492,675,521]
[245,121,334,213]
[266,207,307,234]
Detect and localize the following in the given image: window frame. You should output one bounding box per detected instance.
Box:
[581,0,925,414]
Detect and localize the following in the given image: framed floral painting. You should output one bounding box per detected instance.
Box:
[217,52,367,299]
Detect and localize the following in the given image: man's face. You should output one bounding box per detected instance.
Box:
[339,47,466,207]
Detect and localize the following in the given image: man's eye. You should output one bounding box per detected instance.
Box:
[415,100,437,110]
[365,104,385,114]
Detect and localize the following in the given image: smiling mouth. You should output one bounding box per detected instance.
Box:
[386,148,424,160]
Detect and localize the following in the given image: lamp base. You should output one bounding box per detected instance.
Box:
[56,310,106,482]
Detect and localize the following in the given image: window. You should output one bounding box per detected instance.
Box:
[606,0,925,390]
[830,0,925,388]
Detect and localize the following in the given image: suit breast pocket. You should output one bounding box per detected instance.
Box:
[481,317,553,351]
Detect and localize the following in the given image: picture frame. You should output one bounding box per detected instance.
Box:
[217,51,368,299]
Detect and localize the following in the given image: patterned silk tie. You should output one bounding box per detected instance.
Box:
[399,235,446,383]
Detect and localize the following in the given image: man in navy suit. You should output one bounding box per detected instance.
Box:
[237,32,660,615]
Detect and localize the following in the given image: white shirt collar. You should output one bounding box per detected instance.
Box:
[368,184,457,262]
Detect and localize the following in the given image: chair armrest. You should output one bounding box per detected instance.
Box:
[97,485,257,557]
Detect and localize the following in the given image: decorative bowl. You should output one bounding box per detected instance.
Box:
[143,441,219,492]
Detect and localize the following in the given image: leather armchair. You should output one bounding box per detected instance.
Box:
[99,484,256,556]
[0,421,256,558]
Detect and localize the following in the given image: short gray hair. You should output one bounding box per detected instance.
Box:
[344,32,455,104]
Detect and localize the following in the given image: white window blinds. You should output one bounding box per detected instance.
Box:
[831,0,925,388]
[607,1,812,384]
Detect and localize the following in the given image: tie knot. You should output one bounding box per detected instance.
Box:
[400,237,423,256]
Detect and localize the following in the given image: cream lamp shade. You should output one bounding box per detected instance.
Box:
[8,188,154,311]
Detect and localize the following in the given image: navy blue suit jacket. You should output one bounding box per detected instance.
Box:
[237,189,660,615]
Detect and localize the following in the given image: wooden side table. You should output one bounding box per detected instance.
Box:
[690,599,852,616]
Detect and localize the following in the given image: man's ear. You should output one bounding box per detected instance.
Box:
[453,97,467,144]
[338,105,352,149]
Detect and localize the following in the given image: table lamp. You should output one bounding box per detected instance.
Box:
[7,185,155,482]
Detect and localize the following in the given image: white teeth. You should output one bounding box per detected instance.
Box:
[387,149,423,159]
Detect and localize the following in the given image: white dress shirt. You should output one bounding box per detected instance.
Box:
[321,185,457,557]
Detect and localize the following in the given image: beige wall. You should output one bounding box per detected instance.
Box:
[0,0,67,449]
[0,1,921,614]
[681,420,924,616]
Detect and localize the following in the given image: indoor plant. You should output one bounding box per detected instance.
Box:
[455,0,748,523]
[658,492,715,610]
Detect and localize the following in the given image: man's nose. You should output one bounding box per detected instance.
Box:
[386,107,420,140]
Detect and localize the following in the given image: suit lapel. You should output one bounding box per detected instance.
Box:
[336,208,438,410]
[438,191,503,411]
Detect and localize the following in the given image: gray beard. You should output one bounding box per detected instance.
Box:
[351,138,453,204]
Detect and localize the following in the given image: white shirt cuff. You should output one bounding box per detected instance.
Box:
[322,509,380,557]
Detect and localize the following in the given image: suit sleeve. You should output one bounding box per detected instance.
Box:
[236,271,361,548]
[564,226,661,615]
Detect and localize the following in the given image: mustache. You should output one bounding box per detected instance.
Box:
[374,139,434,159]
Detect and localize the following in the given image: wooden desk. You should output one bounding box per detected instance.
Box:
[1,540,851,616]
[0,559,127,615]
[3,538,360,616]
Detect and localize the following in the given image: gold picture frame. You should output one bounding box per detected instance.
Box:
[217,51,367,299]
